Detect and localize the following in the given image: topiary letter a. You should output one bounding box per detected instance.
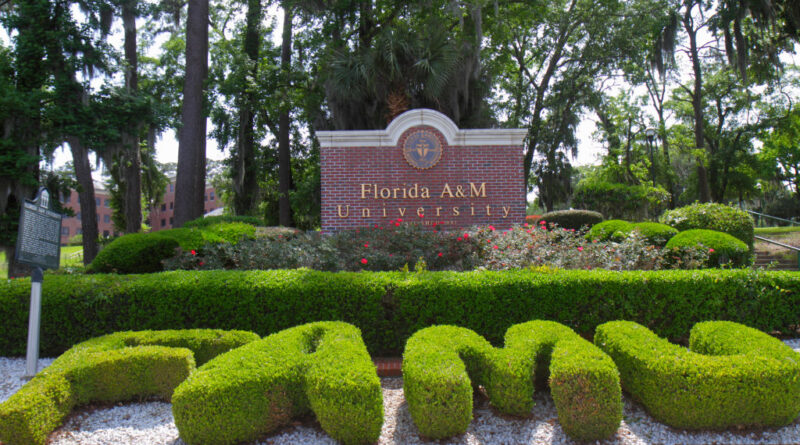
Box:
[172,321,383,445]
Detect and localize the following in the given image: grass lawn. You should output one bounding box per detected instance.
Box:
[0,246,83,279]
[754,226,800,235]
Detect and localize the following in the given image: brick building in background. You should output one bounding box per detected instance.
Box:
[59,179,220,245]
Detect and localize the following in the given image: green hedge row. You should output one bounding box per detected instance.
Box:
[173,321,382,445]
[403,321,621,441]
[0,329,258,445]
[595,321,800,429]
[2,269,800,357]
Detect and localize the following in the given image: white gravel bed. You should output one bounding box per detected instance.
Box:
[0,341,798,445]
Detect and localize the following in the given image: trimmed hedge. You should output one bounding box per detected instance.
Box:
[539,209,603,230]
[88,233,179,274]
[665,229,750,267]
[202,222,256,244]
[595,321,800,429]
[630,222,678,246]
[183,214,263,228]
[172,321,383,445]
[660,203,754,248]
[1,269,800,357]
[0,329,258,445]
[586,220,632,242]
[403,321,621,441]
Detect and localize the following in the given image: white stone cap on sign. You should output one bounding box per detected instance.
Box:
[317,108,528,148]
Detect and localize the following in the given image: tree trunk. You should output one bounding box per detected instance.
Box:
[233,0,261,215]
[684,1,711,202]
[122,0,142,233]
[174,0,209,228]
[278,4,294,226]
[67,137,99,265]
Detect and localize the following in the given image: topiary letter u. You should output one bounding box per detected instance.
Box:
[402,320,622,441]
[171,321,384,445]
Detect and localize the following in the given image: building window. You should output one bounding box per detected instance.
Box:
[103,230,109,237]
[169,184,174,192]
[62,193,70,203]
[76,229,82,235]
[76,212,81,221]
[61,227,69,236]
[161,218,166,227]
[169,217,174,225]
[204,194,208,201]
[161,203,167,211]
[169,202,173,209]
[104,214,110,223]
[104,199,110,207]
[210,191,215,200]
[95,197,101,206]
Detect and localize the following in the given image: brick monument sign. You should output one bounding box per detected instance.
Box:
[318,109,528,231]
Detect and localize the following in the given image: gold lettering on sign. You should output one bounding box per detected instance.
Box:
[380,188,391,199]
[486,205,491,216]
[398,208,406,217]
[436,207,442,216]
[361,184,371,199]
[421,187,430,198]
[362,208,370,218]
[455,185,466,198]
[470,183,486,197]
[470,205,475,216]
[503,206,510,218]
[409,184,419,198]
[382,207,387,217]
[338,205,350,217]
[453,207,460,216]
[417,207,425,217]
[440,183,454,198]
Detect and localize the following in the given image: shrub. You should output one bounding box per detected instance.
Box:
[594,321,800,429]
[172,321,382,445]
[403,321,621,441]
[154,227,226,251]
[2,269,800,357]
[665,229,750,267]
[586,220,632,242]
[539,209,603,230]
[660,202,754,248]
[572,180,670,220]
[0,329,258,445]
[89,233,179,274]
[629,222,678,246]
[183,215,263,228]
[254,226,302,240]
[202,222,256,245]
[68,234,82,246]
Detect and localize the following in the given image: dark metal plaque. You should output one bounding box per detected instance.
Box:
[15,188,62,270]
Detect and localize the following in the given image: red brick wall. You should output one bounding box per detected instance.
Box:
[321,125,525,231]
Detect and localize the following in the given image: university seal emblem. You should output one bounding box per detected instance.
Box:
[402,129,442,170]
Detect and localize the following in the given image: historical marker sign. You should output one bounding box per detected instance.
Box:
[318,109,528,231]
[15,188,62,270]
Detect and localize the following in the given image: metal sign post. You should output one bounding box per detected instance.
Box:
[14,187,63,378]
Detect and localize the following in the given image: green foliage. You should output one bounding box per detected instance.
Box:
[201,222,256,245]
[403,321,621,441]
[665,229,751,267]
[183,215,263,228]
[2,269,800,357]
[68,234,83,246]
[0,329,258,445]
[155,228,226,251]
[172,321,382,445]
[89,233,179,274]
[595,321,800,429]
[573,181,670,220]
[629,222,679,246]
[538,210,604,230]
[660,202,755,248]
[586,220,632,242]
[754,226,800,234]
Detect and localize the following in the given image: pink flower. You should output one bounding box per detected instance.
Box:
[493,245,499,250]
[457,237,463,241]
[524,223,529,227]
[539,220,546,225]
[708,248,715,253]
[361,258,368,265]
[395,222,400,227]
[190,250,196,256]
[438,252,443,257]
[463,233,469,239]
[389,254,393,257]
[198,261,204,266]
[419,213,425,218]
[526,229,532,233]
[577,246,584,252]
[397,218,403,223]
[364,243,369,248]
[488,225,495,231]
